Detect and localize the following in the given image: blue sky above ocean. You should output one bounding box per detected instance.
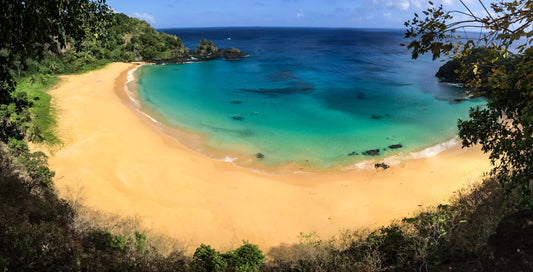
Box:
[107,0,486,29]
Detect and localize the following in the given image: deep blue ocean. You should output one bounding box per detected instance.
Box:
[133,27,484,171]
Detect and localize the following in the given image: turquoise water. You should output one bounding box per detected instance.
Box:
[135,28,484,170]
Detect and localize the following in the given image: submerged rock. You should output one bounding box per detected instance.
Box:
[268,71,299,82]
[347,151,357,156]
[230,100,243,104]
[371,115,381,120]
[388,144,403,149]
[232,116,244,121]
[255,152,265,159]
[240,81,315,97]
[374,162,390,169]
[363,149,380,156]
[356,93,367,100]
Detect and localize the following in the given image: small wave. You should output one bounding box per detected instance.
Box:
[349,154,402,170]
[223,156,237,163]
[137,110,160,124]
[409,138,458,159]
[125,67,141,107]
[352,160,377,170]
[445,82,463,88]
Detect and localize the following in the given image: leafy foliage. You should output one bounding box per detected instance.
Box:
[405,0,533,207]
[193,242,265,272]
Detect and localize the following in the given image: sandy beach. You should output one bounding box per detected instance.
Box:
[48,62,491,252]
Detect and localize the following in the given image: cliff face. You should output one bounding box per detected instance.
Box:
[435,59,461,83]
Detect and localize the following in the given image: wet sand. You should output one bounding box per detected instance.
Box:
[48,62,491,252]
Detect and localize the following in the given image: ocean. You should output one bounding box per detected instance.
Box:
[132,27,485,172]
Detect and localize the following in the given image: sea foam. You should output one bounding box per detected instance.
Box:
[125,67,140,107]
[409,138,459,159]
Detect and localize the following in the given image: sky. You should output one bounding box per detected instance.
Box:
[106,0,487,29]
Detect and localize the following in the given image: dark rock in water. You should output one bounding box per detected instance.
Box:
[487,210,533,271]
[348,151,357,156]
[363,149,380,156]
[240,81,315,97]
[388,144,403,149]
[220,47,247,60]
[231,100,243,104]
[374,162,390,169]
[232,116,244,121]
[453,98,467,103]
[356,93,367,100]
[435,59,460,83]
[371,115,381,120]
[255,152,265,159]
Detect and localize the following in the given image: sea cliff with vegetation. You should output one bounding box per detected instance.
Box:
[1,0,532,271]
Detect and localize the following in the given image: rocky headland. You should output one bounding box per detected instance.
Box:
[193,38,247,60]
[151,38,246,64]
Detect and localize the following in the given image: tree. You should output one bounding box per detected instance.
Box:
[404,0,533,206]
[0,0,110,141]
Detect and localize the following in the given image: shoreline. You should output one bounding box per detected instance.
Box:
[126,64,470,174]
[48,62,491,252]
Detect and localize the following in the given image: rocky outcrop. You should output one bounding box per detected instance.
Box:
[220,47,247,60]
[149,38,246,63]
[435,59,461,83]
[192,40,246,61]
[193,39,219,59]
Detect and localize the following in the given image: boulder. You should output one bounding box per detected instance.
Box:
[255,152,265,159]
[232,116,243,121]
[374,162,390,169]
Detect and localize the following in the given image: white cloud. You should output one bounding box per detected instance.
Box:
[296,9,304,19]
[133,12,155,24]
[386,0,409,10]
[411,0,424,9]
[384,12,392,17]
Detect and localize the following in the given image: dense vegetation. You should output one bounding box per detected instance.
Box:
[1,0,532,271]
[405,0,533,208]
[0,1,264,271]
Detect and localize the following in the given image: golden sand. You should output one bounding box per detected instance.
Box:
[48,62,491,252]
